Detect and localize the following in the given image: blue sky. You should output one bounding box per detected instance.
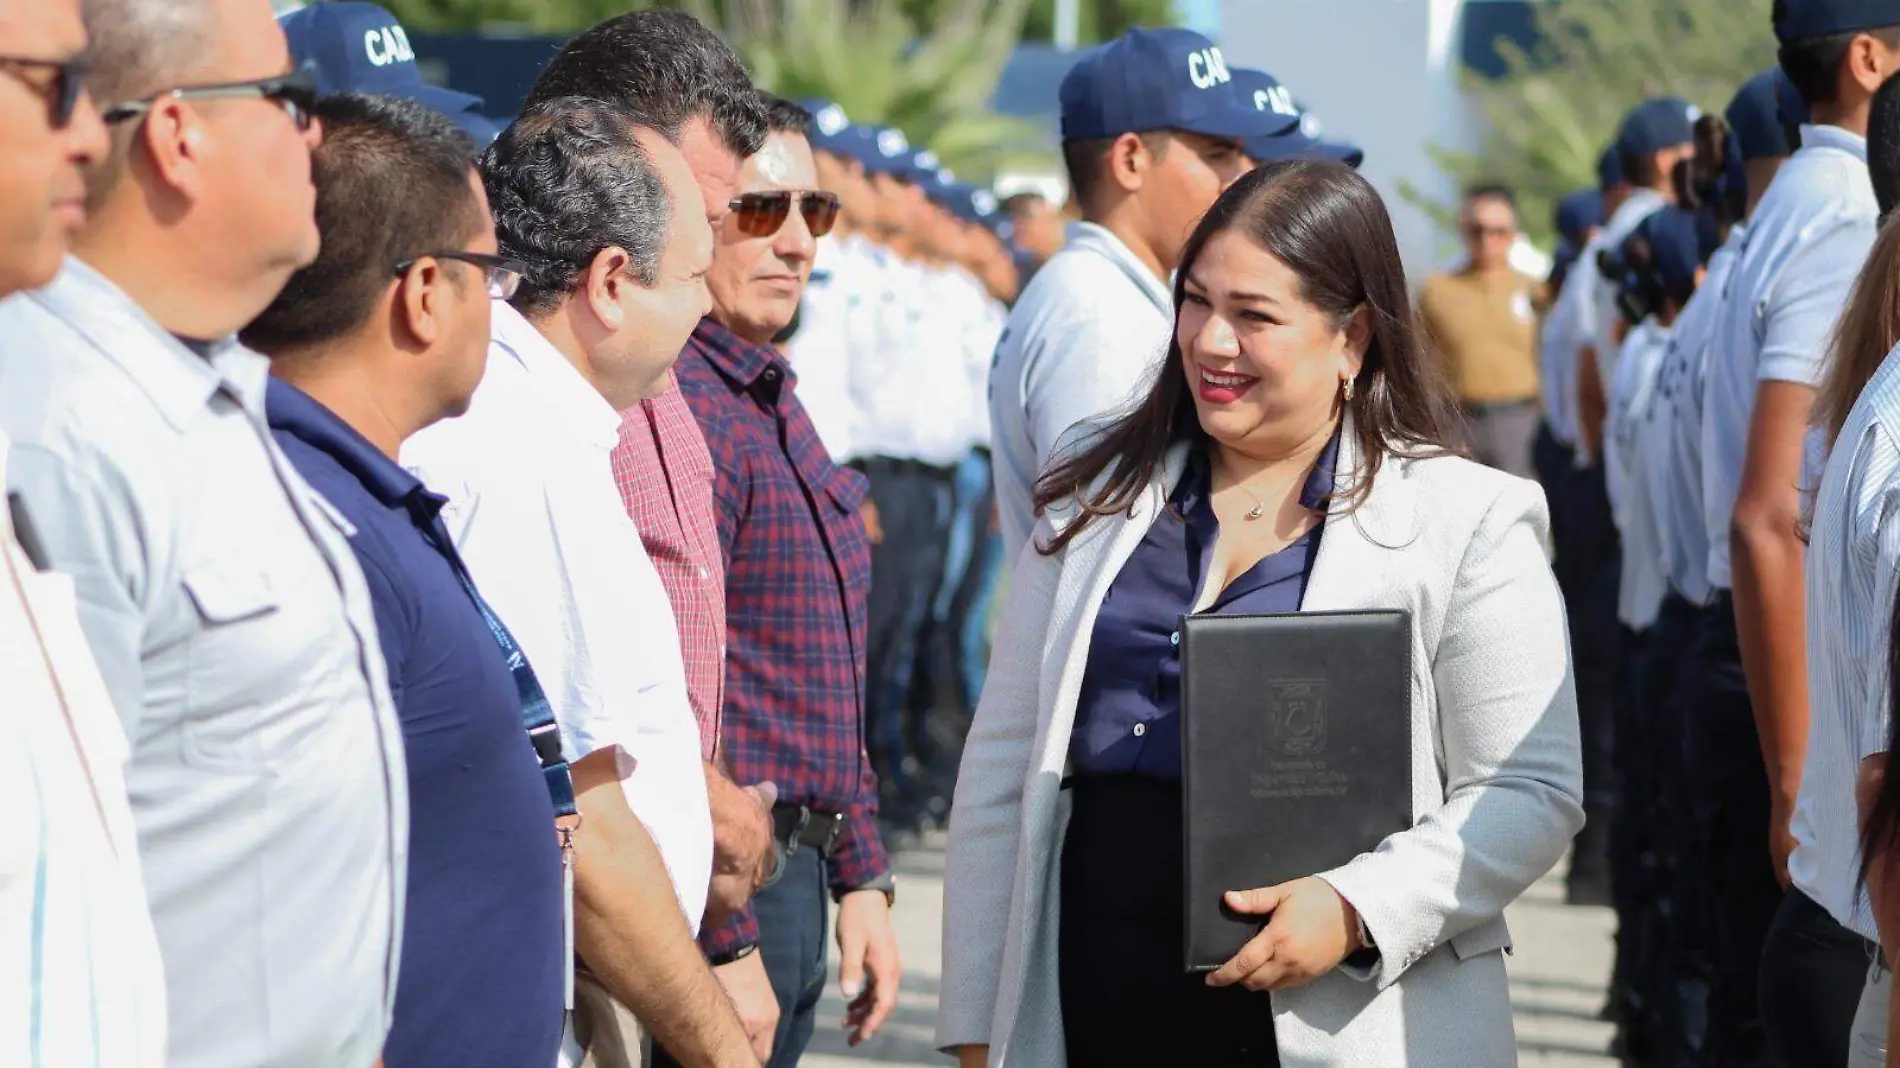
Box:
[1174,0,1221,34]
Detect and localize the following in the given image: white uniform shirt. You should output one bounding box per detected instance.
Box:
[944,266,1004,454]
[787,233,867,462]
[1794,341,1900,940]
[0,429,167,1068]
[0,260,408,1068]
[1539,273,1583,448]
[1703,125,1878,591]
[852,259,980,467]
[402,302,713,930]
[990,221,1173,553]
[1647,226,1746,606]
[1606,320,1672,629]
[1565,187,1669,467]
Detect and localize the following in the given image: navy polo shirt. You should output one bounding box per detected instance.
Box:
[267,381,564,1068]
[1070,432,1339,780]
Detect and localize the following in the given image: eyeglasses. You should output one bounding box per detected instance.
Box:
[0,53,90,129]
[394,251,526,301]
[1463,223,1515,240]
[727,190,841,239]
[103,64,320,131]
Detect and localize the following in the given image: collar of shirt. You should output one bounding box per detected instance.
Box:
[30,255,273,431]
[688,315,792,395]
[1603,186,1668,244]
[1176,424,1341,517]
[1063,221,1173,320]
[1798,123,1870,162]
[265,379,442,522]
[488,299,622,451]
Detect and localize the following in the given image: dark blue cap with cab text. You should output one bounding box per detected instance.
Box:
[1774,0,1900,43]
[1059,27,1284,142]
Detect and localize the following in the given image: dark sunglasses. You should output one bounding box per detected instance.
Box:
[395,251,526,301]
[727,190,841,239]
[1464,223,1515,239]
[103,64,320,131]
[0,53,89,129]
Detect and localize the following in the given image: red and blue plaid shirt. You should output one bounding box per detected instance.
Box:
[675,317,888,955]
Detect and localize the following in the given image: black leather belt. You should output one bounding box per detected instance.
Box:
[773,804,845,859]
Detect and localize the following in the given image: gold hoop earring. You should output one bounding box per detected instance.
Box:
[1342,376,1355,404]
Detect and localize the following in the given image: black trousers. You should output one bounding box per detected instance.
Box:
[1680,595,1781,1067]
[1759,889,1874,1068]
[1060,776,1280,1067]
[1564,463,1622,873]
[862,458,954,797]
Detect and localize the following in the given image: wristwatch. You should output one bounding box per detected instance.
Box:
[838,872,896,907]
[708,942,759,968]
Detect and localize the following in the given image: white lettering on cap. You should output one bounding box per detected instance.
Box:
[915,150,941,170]
[816,104,849,137]
[364,24,415,67]
[972,189,998,215]
[1254,85,1297,117]
[877,128,909,157]
[1300,112,1322,138]
[1188,46,1231,91]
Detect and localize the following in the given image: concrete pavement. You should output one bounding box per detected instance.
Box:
[800,834,1617,1066]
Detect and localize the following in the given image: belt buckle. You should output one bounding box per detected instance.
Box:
[816,811,845,857]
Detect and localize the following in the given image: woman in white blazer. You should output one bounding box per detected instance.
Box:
[938,160,1584,1067]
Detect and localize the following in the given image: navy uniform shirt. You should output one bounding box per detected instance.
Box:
[1070,432,1338,779]
[266,381,564,1068]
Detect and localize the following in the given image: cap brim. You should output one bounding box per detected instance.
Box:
[1175,102,1297,143]
[1244,128,1363,168]
[406,82,487,120]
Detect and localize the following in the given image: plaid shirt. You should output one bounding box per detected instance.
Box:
[610,378,726,760]
[675,318,888,955]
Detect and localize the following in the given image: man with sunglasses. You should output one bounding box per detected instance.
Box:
[668,92,898,1068]
[240,93,570,1068]
[0,2,167,1066]
[0,2,410,1067]
[1415,184,1545,479]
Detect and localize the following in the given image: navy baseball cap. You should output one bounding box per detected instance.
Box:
[1555,189,1605,245]
[1059,27,1285,142]
[1245,102,1364,168]
[1597,144,1626,190]
[1774,0,1900,43]
[1617,97,1699,158]
[859,126,914,177]
[280,2,495,141]
[801,98,877,161]
[1628,208,1704,294]
[1727,70,1798,160]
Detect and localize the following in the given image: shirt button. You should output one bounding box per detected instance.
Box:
[763,368,780,381]
[1133,723,1147,738]
[1170,630,1180,647]
[699,567,709,580]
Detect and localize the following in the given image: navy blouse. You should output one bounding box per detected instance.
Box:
[1068,432,1341,780]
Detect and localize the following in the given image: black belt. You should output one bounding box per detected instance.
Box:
[773,804,845,858]
[860,455,954,480]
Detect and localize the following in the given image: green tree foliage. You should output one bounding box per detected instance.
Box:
[1013,0,1176,44]
[1405,0,1777,251]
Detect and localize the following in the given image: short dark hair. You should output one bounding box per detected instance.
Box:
[524,10,767,157]
[1871,71,1900,220]
[757,93,812,137]
[482,97,672,318]
[1462,183,1516,211]
[242,94,481,353]
[1780,25,1900,109]
[1062,132,1170,215]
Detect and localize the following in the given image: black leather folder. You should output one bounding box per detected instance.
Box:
[1179,609,1413,972]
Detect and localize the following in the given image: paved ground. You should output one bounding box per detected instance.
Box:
[800,834,1617,1067]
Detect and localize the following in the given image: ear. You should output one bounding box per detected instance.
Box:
[1338,305,1372,378]
[1849,32,1893,94]
[1107,131,1151,195]
[140,99,208,200]
[396,260,443,348]
[585,246,635,331]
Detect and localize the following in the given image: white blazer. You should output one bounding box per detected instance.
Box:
[937,423,1584,1067]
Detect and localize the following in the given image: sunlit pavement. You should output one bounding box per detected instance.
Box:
[800,834,1618,1066]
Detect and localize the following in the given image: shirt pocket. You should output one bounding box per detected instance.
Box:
[179,562,283,770]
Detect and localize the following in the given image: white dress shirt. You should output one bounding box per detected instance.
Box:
[1703,124,1878,591]
[402,301,713,930]
[1646,226,1745,606]
[1794,342,1900,941]
[0,430,167,1068]
[989,221,1174,553]
[0,259,408,1068]
[1606,319,1672,630]
[787,233,868,463]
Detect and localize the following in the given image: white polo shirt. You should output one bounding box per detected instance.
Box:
[0,259,408,1068]
[1703,124,1878,591]
[402,301,713,931]
[0,429,167,1068]
[990,221,1173,554]
[1646,225,1745,606]
[1795,341,1900,940]
[1605,319,1671,630]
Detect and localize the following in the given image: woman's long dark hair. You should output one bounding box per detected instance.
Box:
[1031,159,1466,556]
[1859,580,1900,897]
